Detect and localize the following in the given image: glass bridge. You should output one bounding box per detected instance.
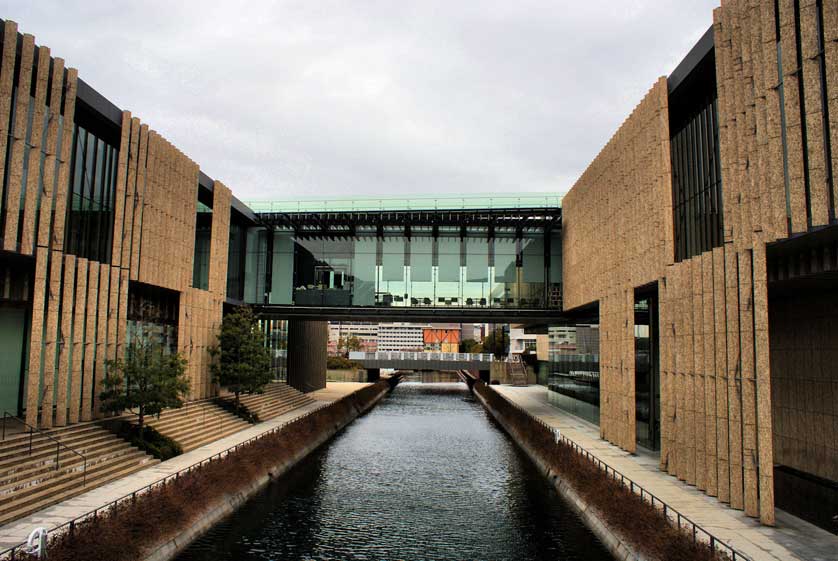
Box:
[231,193,565,321]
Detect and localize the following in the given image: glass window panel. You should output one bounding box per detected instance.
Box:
[244,228,267,303]
[382,238,404,281]
[465,237,489,282]
[226,223,244,299]
[522,235,544,283]
[494,236,517,282]
[352,236,377,306]
[437,236,460,282]
[409,237,433,282]
[270,231,294,304]
[549,231,562,283]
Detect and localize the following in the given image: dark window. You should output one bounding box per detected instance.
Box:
[669,49,724,262]
[226,221,246,300]
[192,200,212,290]
[126,281,179,352]
[64,123,118,263]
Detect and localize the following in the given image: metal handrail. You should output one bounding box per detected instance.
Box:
[491,393,752,561]
[0,400,330,561]
[1,412,88,487]
[191,401,224,435]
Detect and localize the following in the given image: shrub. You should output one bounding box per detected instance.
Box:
[474,382,724,561]
[115,421,182,461]
[326,356,362,370]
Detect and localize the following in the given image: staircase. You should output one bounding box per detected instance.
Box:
[508,355,529,386]
[0,421,158,526]
[225,382,318,422]
[140,401,250,453]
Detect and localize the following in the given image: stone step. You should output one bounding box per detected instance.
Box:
[230,383,318,422]
[0,437,133,481]
[0,430,119,470]
[155,418,248,445]
[0,453,158,526]
[177,423,252,452]
[0,423,104,456]
[0,445,142,496]
[0,421,102,446]
[0,450,152,517]
[249,399,313,421]
[144,409,246,434]
[135,401,250,453]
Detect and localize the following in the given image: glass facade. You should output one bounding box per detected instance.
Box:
[546,324,600,425]
[192,201,212,290]
[634,294,660,451]
[249,228,562,308]
[669,48,724,263]
[64,124,119,263]
[126,283,179,353]
[258,318,287,380]
[226,222,247,301]
[0,256,32,416]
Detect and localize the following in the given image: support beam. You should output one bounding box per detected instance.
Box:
[286,320,327,393]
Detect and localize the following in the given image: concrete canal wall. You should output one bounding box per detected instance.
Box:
[473,383,648,561]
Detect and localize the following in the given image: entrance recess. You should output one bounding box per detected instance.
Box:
[635,287,660,451]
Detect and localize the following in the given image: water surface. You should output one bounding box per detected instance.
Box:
[176,382,611,560]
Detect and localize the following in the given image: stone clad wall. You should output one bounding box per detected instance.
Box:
[562,0,838,526]
[0,20,234,426]
[562,78,674,454]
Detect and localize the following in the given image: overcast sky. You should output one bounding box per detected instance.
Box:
[1,1,714,201]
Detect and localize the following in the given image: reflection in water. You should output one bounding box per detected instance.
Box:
[176,383,610,561]
[401,370,461,383]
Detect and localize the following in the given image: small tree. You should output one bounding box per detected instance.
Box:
[338,335,363,357]
[211,306,272,410]
[459,338,483,354]
[483,329,510,358]
[100,341,189,436]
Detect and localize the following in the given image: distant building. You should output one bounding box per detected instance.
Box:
[328,322,378,355]
[423,326,461,352]
[509,327,538,354]
[377,323,426,352]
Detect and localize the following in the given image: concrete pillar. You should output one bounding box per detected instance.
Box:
[366,368,381,383]
[286,320,327,393]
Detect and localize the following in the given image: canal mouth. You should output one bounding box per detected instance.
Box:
[175,381,613,561]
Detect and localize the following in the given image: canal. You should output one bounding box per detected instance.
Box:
[176,382,612,560]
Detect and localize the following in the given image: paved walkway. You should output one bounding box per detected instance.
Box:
[493,385,838,561]
[0,398,333,551]
[310,381,371,402]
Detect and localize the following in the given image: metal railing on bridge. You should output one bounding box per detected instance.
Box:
[349,352,494,363]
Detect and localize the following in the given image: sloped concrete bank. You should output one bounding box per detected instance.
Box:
[472,383,648,561]
[144,380,393,561]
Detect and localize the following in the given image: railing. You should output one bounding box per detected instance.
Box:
[245,193,564,214]
[0,401,331,561]
[192,401,225,435]
[349,351,494,363]
[1,412,88,487]
[494,396,753,561]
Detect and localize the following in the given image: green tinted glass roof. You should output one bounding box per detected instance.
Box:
[246,193,563,213]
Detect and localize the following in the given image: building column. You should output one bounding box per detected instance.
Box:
[286,320,327,392]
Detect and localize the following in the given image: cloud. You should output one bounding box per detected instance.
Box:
[1,0,713,200]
